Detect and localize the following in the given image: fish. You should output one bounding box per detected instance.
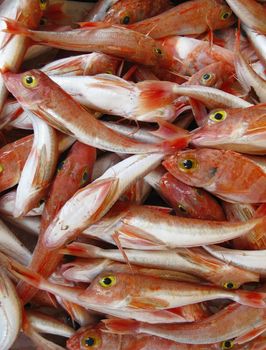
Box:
[145,168,225,220]
[1,18,179,70]
[2,70,187,154]
[129,0,235,38]
[13,114,58,217]
[16,141,96,303]
[163,148,266,203]
[62,243,259,288]
[67,323,225,350]
[103,302,266,345]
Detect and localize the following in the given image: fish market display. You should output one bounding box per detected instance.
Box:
[0,0,266,349]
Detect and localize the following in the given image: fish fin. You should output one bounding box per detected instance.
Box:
[235,324,266,344]
[0,16,30,37]
[102,319,140,334]
[128,297,169,309]
[118,223,167,249]
[112,231,134,273]
[236,290,266,308]
[138,81,180,114]
[150,119,190,140]
[60,242,94,257]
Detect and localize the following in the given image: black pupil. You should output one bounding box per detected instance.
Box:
[155,48,162,55]
[223,12,229,19]
[122,16,130,24]
[26,76,33,84]
[40,0,46,3]
[226,282,234,289]
[103,277,112,285]
[85,337,95,346]
[214,112,223,120]
[182,159,193,169]
[203,73,210,80]
[224,341,231,348]
[82,170,89,183]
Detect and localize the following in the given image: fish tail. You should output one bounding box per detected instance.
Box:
[102,319,140,334]
[0,17,31,37]
[138,81,180,114]
[236,290,266,308]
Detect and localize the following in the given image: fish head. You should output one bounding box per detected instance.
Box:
[163,148,223,187]
[67,324,118,350]
[81,272,135,307]
[160,172,225,220]
[207,1,236,31]
[2,69,52,108]
[189,62,234,89]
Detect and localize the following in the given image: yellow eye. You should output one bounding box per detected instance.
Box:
[200,72,214,85]
[105,70,113,75]
[178,158,198,172]
[81,333,101,348]
[220,9,232,20]
[0,163,4,173]
[40,0,48,11]
[209,110,227,122]
[120,14,131,24]
[223,281,238,290]
[154,47,163,56]
[99,275,116,288]
[221,339,234,349]
[22,75,38,88]
[80,167,89,186]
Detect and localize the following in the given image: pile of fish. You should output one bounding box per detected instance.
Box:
[1,0,266,348]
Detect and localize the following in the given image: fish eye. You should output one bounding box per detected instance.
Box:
[223,281,238,289]
[221,339,234,349]
[220,9,232,20]
[57,160,65,173]
[178,158,198,172]
[40,0,48,11]
[177,204,187,213]
[200,72,214,85]
[105,70,113,74]
[0,163,4,173]
[81,333,101,348]
[209,110,227,122]
[22,75,38,88]
[80,167,89,186]
[40,0,48,10]
[154,47,163,56]
[121,15,130,24]
[99,275,116,288]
